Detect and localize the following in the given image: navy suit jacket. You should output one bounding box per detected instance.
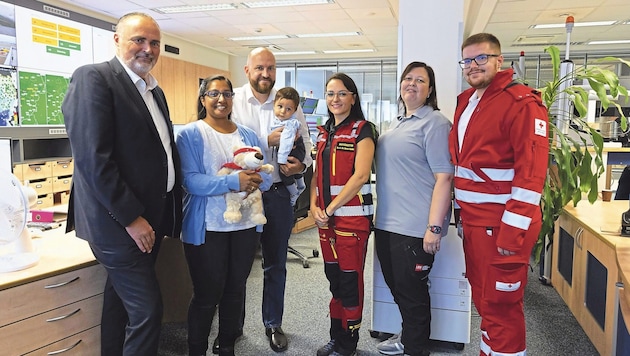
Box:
[62,57,182,245]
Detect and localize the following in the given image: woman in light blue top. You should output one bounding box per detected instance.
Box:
[175,75,271,356]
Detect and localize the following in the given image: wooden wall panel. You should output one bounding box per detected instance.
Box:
[186,64,230,124]
[152,56,230,125]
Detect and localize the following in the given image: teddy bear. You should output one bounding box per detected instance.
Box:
[217,146,274,225]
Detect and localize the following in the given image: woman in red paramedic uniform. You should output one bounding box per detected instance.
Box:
[310,73,378,356]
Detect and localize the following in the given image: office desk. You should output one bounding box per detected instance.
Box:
[0,225,191,354]
[551,200,630,355]
[0,227,104,355]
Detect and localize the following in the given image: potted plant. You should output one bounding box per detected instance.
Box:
[534,45,630,266]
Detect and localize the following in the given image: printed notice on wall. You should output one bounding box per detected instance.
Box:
[14,6,93,76]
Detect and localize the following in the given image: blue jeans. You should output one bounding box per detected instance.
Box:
[261,183,294,328]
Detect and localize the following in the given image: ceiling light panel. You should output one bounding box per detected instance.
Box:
[531,20,617,29]
[241,0,334,8]
[296,32,361,38]
[229,35,290,41]
[588,39,630,45]
[274,51,317,55]
[322,49,375,54]
[153,4,238,14]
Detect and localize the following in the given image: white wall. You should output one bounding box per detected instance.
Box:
[398,0,464,121]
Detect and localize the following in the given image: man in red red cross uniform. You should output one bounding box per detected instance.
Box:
[448,33,549,356]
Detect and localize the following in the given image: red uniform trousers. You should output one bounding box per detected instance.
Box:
[462,222,539,356]
[318,221,370,335]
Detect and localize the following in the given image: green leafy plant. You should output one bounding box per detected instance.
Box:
[534,45,630,263]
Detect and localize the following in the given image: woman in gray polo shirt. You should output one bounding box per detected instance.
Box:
[373,61,454,356]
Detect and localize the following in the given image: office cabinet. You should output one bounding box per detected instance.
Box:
[371,228,471,346]
[551,202,627,355]
[0,263,106,354]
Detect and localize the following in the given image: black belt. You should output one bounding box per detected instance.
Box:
[271,182,284,189]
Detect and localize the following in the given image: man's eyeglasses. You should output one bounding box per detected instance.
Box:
[458,54,500,69]
[326,91,353,98]
[204,90,235,99]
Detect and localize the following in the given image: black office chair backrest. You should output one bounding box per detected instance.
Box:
[294,165,313,221]
[616,166,630,200]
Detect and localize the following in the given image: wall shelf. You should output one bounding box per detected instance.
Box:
[0,126,70,164]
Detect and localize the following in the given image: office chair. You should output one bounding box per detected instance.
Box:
[288,165,319,268]
[616,166,630,200]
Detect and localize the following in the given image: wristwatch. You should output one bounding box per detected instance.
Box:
[427,224,442,234]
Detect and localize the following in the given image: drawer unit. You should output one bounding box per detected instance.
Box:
[52,159,74,177]
[12,159,73,208]
[55,190,70,205]
[25,325,100,355]
[0,264,105,355]
[12,164,23,181]
[53,175,72,193]
[20,162,53,181]
[30,177,53,196]
[0,264,106,327]
[0,294,102,355]
[35,193,54,209]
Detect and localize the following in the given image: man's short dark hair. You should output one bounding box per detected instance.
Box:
[461,33,501,52]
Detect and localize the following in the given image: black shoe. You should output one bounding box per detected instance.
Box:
[212,329,243,355]
[265,327,288,352]
[212,337,219,355]
[317,339,336,356]
[217,346,235,356]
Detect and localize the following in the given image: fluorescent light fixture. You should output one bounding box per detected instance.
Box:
[241,0,333,8]
[229,35,289,41]
[588,39,630,45]
[296,31,361,38]
[322,49,375,54]
[531,20,616,29]
[274,51,317,55]
[153,3,238,13]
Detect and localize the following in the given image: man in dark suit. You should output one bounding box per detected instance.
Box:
[62,12,182,356]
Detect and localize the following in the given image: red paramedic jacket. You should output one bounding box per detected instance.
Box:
[448,69,549,251]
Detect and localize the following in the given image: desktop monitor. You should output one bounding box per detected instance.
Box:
[300,97,319,115]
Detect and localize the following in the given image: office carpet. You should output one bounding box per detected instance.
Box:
[158,227,599,356]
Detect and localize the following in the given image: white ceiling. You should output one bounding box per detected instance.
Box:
[47,0,630,61]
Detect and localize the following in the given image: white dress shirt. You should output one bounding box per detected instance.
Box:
[118,57,175,192]
[231,83,313,183]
